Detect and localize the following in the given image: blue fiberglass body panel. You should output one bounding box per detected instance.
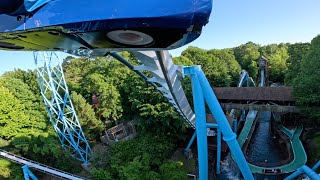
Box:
[23,0,211,30]
[24,0,52,12]
[0,0,212,53]
[0,0,51,15]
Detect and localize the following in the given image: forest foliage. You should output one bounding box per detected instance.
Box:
[292,35,320,121]
[0,34,319,179]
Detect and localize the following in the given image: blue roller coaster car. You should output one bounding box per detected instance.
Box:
[0,0,212,54]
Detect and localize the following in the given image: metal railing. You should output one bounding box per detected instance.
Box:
[0,149,86,180]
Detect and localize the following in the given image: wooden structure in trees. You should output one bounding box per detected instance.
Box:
[105,123,127,141]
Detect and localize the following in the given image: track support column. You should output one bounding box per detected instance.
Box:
[185,131,197,152]
[233,118,238,133]
[185,67,208,180]
[217,128,221,174]
[184,66,253,180]
[34,52,91,164]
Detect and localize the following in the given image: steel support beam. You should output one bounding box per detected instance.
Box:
[233,119,237,133]
[184,66,253,180]
[185,131,197,152]
[22,165,38,180]
[284,165,320,180]
[34,51,91,164]
[242,110,246,121]
[260,68,265,87]
[217,128,221,174]
[188,69,208,180]
[313,160,320,171]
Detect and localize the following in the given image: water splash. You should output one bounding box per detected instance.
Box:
[220,154,242,180]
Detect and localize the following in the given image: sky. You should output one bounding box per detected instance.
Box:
[1,0,320,74]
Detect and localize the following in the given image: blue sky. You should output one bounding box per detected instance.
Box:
[1,0,320,74]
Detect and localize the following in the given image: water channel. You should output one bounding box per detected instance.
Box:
[219,111,288,180]
[246,111,287,165]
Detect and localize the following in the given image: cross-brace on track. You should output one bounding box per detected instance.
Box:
[34,51,91,164]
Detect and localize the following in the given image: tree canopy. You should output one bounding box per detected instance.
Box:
[285,43,311,85]
[260,44,289,82]
[233,42,260,79]
[182,46,241,87]
[293,35,320,121]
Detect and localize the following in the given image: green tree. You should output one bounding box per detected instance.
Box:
[123,74,186,137]
[0,159,23,179]
[2,69,40,96]
[181,46,208,65]
[0,77,47,131]
[173,55,194,66]
[63,57,94,93]
[82,73,123,123]
[119,154,160,180]
[64,56,134,125]
[71,91,104,140]
[92,168,112,180]
[260,44,289,82]
[181,47,237,87]
[293,35,320,121]
[233,42,260,78]
[11,133,82,172]
[208,49,241,86]
[0,86,42,140]
[285,43,311,85]
[110,135,175,169]
[0,71,81,175]
[92,135,176,180]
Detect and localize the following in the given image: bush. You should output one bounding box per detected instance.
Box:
[0,159,23,179]
[92,134,177,179]
[160,160,188,180]
[92,168,112,180]
[110,135,175,169]
[119,153,160,180]
[10,134,82,173]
